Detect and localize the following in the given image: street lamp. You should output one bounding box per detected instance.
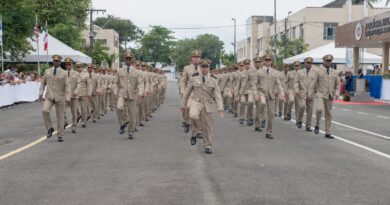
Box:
[232,18,237,64]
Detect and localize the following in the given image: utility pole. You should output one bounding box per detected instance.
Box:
[86,8,106,57]
[283,18,287,60]
[232,18,237,64]
[273,0,278,64]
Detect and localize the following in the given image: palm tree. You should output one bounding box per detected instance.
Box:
[353,0,389,6]
[105,54,118,68]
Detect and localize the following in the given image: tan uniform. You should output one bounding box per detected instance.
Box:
[235,69,249,120]
[286,70,298,118]
[254,68,267,128]
[116,66,144,134]
[99,73,108,115]
[278,70,289,117]
[89,72,101,120]
[294,68,315,128]
[231,71,240,115]
[40,67,71,137]
[256,67,284,134]
[75,71,91,126]
[182,73,223,148]
[179,64,202,136]
[310,67,340,134]
[65,69,80,129]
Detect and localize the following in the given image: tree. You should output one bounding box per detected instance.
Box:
[220,52,235,67]
[140,26,175,67]
[0,0,36,60]
[35,0,91,50]
[105,53,118,68]
[171,34,224,71]
[94,15,143,45]
[267,38,309,69]
[89,42,109,66]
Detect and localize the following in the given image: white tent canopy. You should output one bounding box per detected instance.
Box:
[5,32,91,64]
[283,42,382,64]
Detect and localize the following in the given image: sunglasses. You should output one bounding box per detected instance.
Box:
[265,59,272,61]
[306,62,313,64]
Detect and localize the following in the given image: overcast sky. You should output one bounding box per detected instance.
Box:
[91,0,389,52]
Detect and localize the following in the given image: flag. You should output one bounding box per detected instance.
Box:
[0,16,3,46]
[43,20,48,51]
[33,15,39,42]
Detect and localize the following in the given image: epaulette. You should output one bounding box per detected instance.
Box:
[211,74,217,79]
[192,72,199,77]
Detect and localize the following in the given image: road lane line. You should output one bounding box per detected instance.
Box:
[357,112,368,115]
[292,109,390,140]
[290,119,390,160]
[0,125,71,161]
[342,109,351,112]
[377,115,389,119]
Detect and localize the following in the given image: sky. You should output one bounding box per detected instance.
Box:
[91,0,390,53]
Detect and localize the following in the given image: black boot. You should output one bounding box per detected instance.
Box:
[314,126,320,134]
[47,128,54,138]
[190,136,197,145]
[325,134,334,139]
[261,120,266,128]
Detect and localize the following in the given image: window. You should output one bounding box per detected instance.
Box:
[300,24,304,38]
[292,27,296,40]
[96,39,107,45]
[257,38,263,52]
[323,23,338,40]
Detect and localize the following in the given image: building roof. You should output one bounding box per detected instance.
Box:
[322,0,347,8]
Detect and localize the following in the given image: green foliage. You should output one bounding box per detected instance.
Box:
[221,52,235,67]
[267,38,309,69]
[35,0,91,50]
[140,26,175,67]
[105,53,118,68]
[94,15,143,44]
[0,0,36,60]
[172,34,224,71]
[90,42,109,65]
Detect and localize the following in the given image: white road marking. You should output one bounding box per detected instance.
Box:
[291,119,390,160]
[292,109,390,140]
[377,115,389,119]
[342,109,351,112]
[357,112,368,115]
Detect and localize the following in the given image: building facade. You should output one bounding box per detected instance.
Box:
[236,0,390,62]
[81,25,120,68]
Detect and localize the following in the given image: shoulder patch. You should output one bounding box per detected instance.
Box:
[192,72,199,77]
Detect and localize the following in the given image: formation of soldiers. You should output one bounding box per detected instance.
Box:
[179,51,340,154]
[39,53,167,142]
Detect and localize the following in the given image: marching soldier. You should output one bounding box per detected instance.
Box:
[235,61,248,125]
[88,64,100,123]
[253,56,266,131]
[256,54,284,139]
[107,68,115,111]
[285,61,300,121]
[294,57,315,131]
[64,57,80,133]
[231,64,240,118]
[39,54,70,142]
[279,64,290,119]
[181,59,224,154]
[115,52,144,139]
[75,62,91,128]
[179,51,202,137]
[310,54,340,139]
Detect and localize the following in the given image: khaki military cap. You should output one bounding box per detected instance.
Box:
[293,61,301,66]
[243,59,251,65]
[191,51,202,58]
[124,52,135,59]
[253,56,263,62]
[200,59,212,67]
[75,62,82,67]
[263,54,273,60]
[64,57,73,63]
[304,57,314,63]
[52,54,62,61]
[323,54,334,61]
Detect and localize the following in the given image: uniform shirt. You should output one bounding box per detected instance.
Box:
[116,66,144,100]
[294,68,315,99]
[67,69,80,99]
[179,64,199,95]
[39,66,71,102]
[256,67,284,100]
[181,73,223,113]
[310,66,340,99]
[74,71,91,97]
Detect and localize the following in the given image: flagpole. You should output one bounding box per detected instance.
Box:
[36,15,40,75]
[45,20,49,65]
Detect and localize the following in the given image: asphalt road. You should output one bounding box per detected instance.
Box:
[0,82,390,205]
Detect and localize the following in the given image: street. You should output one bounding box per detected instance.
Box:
[1,81,390,205]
